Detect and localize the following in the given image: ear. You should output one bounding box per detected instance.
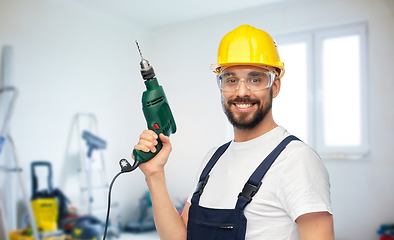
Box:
[272,77,281,98]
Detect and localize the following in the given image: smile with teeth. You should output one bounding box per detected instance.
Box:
[234,102,255,110]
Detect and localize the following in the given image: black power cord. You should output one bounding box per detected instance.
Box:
[103,158,140,240]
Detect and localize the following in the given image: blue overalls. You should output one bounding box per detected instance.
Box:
[187,135,299,240]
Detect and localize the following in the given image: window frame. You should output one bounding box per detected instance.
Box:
[274,22,370,160]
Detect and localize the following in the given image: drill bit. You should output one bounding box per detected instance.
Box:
[135,40,144,60]
[135,40,151,70]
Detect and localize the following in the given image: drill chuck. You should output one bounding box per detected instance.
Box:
[136,41,156,80]
[140,65,155,80]
[140,58,150,69]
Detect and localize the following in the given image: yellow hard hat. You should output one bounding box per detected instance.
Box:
[210,24,285,78]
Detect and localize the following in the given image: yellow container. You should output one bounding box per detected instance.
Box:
[9,229,65,240]
[31,198,58,233]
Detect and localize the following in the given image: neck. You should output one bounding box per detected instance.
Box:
[233,111,278,142]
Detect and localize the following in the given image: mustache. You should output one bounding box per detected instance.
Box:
[228,97,260,105]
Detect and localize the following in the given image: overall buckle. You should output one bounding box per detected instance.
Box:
[194,175,210,195]
[238,182,262,203]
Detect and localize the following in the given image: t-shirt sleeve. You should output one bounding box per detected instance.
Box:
[277,146,332,221]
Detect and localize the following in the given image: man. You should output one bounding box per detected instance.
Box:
[134,24,335,240]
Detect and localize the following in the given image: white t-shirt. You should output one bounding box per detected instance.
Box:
[187,126,332,240]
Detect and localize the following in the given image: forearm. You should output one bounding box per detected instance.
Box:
[146,171,187,240]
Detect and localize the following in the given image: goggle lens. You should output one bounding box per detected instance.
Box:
[217,68,276,91]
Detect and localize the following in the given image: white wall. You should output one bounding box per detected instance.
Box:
[1,0,393,239]
[0,0,151,227]
[148,0,394,240]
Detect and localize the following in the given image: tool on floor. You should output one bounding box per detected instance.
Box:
[30,161,59,233]
[61,215,103,240]
[30,161,70,240]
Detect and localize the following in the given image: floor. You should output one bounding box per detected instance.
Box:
[116,231,160,240]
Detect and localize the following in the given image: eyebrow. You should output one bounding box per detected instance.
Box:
[223,72,235,77]
[223,71,263,77]
[248,71,264,77]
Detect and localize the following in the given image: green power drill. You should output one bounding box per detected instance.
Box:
[132,41,177,163]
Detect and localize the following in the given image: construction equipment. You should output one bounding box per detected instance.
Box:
[1,189,9,240]
[0,86,40,240]
[62,215,103,240]
[74,113,120,237]
[132,41,176,163]
[30,161,59,233]
[102,42,178,240]
[0,45,38,240]
[1,46,65,240]
[75,113,107,216]
[82,131,106,160]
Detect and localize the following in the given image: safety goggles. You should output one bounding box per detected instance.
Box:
[217,66,278,91]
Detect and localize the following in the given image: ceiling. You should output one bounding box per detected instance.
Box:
[63,0,295,28]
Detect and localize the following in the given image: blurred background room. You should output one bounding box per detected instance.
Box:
[0,0,393,239]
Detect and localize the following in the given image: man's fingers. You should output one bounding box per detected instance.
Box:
[159,134,172,152]
[134,145,149,153]
[137,139,157,153]
[159,134,170,143]
[141,130,158,142]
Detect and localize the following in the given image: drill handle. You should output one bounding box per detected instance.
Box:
[132,134,163,163]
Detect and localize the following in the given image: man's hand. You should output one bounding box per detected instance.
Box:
[133,130,186,240]
[133,130,172,177]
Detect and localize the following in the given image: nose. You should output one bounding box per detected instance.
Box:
[236,80,251,97]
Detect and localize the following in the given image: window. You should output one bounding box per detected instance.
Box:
[274,23,369,159]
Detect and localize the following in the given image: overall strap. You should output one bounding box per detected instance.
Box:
[191,141,231,205]
[235,135,300,210]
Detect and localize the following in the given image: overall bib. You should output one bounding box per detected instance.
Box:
[187,135,299,240]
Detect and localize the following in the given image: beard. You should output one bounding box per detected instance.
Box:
[222,88,273,130]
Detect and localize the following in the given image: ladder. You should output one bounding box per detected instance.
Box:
[75,113,110,220]
[0,87,40,240]
[0,195,8,240]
